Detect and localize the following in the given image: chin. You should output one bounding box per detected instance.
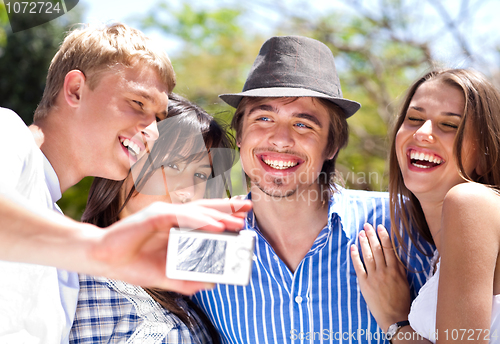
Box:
[255,182,298,199]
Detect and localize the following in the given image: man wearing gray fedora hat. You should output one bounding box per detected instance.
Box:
[193,35,434,343]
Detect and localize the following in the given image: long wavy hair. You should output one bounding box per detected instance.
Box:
[389,69,500,262]
[82,93,236,342]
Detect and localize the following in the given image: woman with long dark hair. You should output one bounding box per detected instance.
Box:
[70,93,237,343]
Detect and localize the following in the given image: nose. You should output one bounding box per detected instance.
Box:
[142,120,159,142]
[269,122,294,149]
[413,120,434,143]
[173,184,195,203]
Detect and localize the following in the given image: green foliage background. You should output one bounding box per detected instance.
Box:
[1,0,498,219]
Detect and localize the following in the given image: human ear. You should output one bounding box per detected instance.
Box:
[62,70,86,108]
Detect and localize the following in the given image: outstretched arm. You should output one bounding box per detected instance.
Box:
[0,194,251,294]
[351,223,431,343]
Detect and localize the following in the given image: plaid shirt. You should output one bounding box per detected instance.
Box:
[69,275,212,344]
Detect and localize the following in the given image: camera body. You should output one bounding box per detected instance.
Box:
[166,228,255,286]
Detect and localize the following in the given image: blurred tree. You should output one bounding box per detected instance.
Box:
[0,3,7,47]
[0,4,90,220]
[143,2,265,124]
[142,0,500,192]
[0,4,83,124]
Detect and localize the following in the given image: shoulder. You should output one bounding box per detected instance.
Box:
[332,186,388,202]
[72,275,139,343]
[330,188,391,236]
[442,182,500,241]
[0,107,33,142]
[443,182,500,212]
[0,107,26,126]
[330,188,389,217]
[330,187,390,219]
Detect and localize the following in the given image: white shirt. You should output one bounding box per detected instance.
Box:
[0,108,79,344]
[409,255,500,343]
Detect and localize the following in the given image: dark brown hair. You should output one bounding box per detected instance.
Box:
[389,69,500,261]
[81,93,235,342]
[231,96,349,199]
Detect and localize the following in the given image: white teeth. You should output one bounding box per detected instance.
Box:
[263,159,298,170]
[410,150,443,165]
[413,163,431,169]
[120,138,141,156]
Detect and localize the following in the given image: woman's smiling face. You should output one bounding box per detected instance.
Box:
[395,80,479,201]
[119,153,212,218]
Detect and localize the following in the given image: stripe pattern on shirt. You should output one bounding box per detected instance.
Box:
[193,188,435,344]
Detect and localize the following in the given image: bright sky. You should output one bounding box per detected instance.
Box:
[77,0,500,73]
[77,0,353,57]
[79,0,178,52]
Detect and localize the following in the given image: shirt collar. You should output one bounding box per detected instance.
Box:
[245,191,342,257]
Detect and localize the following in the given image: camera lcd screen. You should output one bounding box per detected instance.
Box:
[176,237,227,275]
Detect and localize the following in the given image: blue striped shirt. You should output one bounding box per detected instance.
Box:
[193,188,435,344]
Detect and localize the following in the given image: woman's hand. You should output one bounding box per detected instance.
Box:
[350,223,411,332]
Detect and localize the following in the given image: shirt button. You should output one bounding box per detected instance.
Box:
[273,256,279,262]
[295,296,303,304]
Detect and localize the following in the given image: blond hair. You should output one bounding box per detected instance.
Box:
[34,22,176,120]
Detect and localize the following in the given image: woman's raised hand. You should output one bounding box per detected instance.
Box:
[350,223,411,332]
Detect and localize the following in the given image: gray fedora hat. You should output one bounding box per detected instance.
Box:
[219,35,361,118]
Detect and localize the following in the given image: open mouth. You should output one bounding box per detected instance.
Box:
[409,150,443,169]
[120,138,141,157]
[262,158,299,170]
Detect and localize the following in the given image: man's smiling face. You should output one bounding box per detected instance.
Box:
[76,63,169,181]
[238,97,334,199]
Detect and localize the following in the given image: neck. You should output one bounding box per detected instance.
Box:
[414,194,444,250]
[31,114,85,193]
[251,183,330,272]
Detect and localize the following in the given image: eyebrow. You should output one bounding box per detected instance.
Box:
[409,106,462,118]
[133,90,156,104]
[248,104,323,128]
[131,90,167,117]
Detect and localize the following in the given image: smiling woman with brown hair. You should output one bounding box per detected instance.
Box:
[351,68,500,343]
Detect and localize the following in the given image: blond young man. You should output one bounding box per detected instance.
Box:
[0,23,249,343]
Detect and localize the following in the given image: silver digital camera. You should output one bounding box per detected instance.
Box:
[166,228,255,286]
